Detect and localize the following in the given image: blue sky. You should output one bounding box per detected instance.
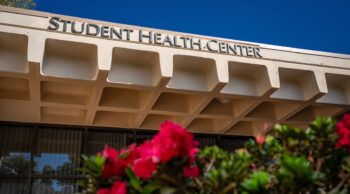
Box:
[35,0,350,54]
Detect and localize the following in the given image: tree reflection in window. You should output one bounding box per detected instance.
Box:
[33,129,82,176]
[0,153,32,175]
[0,126,34,176]
[31,179,79,194]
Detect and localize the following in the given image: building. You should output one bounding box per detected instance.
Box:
[0,5,349,194]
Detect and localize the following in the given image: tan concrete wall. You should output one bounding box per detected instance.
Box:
[0,6,349,135]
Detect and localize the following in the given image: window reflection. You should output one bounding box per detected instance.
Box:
[0,126,33,176]
[0,178,27,194]
[31,179,79,194]
[34,154,76,175]
[33,129,82,175]
[0,153,31,175]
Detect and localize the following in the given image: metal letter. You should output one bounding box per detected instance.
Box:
[110,27,122,39]
[246,46,254,57]
[163,35,174,46]
[154,33,162,45]
[173,36,182,47]
[190,38,202,50]
[71,21,85,34]
[218,42,227,53]
[86,23,100,36]
[123,29,134,41]
[101,26,110,38]
[227,43,237,55]
[60,19,71,32]
[207,40,218,52]
[253,47,263,58]
[139,30,153,43]
[179,37,189,48]
[48,17,60,30]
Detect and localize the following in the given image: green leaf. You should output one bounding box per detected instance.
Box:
[241,171,271,193]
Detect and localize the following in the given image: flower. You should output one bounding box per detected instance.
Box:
[255,134,266,145]
[101,145,139,179]
[111,181,127,194]
[101,121,199,182]
[153,121,199,162]
[98,188,111,194]
[183,166,199,178]
[102,158,126,179]
[103,146,119,161]
[101,146,125,179]
[137,140,160,163]
[129,121,199,179]
[97,181,127,194]
[343,114,350,128]
[189,148,198,163]
[336,114,350,152]
[132,157,157,179]
[119,144,139,166]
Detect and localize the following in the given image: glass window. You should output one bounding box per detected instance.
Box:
[31,179,79,194]
[33,129,82,176]
[0,178,28,194]
[87,130,133,155]
[196,135,217,148]
[135,131,155,144]
[219,136,250,152]
[0,126,33,176]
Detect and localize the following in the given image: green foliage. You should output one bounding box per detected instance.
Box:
[125,168,158,194]
[153,157,197,194]
[241,171,271,194]
[277,154,322,192]
[80,117,350,194]
[197,147,253,194]
[274,124,310,155]
[245,135,283,172]
[79,155,106,194]
[0,0,36,9]
[307,117,338,161]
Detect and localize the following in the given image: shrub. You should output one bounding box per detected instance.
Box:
[80,115,350,194]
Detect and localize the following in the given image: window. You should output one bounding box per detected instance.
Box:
[87,130,133,155]
[33,129,82,176]
[0,123,248,194]
[0,126,33,177]
[31,179,79,194]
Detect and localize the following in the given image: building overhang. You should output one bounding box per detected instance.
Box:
[0,6,349,136]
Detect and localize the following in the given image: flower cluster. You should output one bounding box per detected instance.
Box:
[97,121,199,194]
[82,117,350,194]
[336,114,350,152]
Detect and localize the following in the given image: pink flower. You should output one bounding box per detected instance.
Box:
[189,148,198,163]
[103,146,119,160]
[101,121,199,181]
[255,134,266,145]
[97,181,127,194]
[336,114,350,152]
[153,121,199,162]
[343,114,350,128]
[132,157,157,179]
[111,181,127,194]
[98,188,110,194]
[102,159,126,179]
[120,144,140,166]
[102,144,140,179]
[183,166,199,178]
[137,140,160,163]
